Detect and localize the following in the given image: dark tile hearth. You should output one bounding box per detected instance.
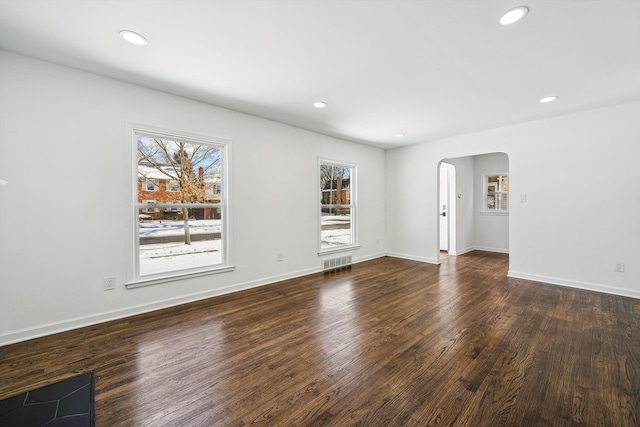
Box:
[0,372,94,427]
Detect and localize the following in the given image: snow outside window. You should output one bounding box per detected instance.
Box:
[319,160,357,252]
[134,129,229,280]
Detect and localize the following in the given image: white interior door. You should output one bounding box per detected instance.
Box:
[439,165,449,251]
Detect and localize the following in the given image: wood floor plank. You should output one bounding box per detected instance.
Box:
[1,252,638,426]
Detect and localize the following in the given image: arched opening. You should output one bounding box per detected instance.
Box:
[437,153,509,263]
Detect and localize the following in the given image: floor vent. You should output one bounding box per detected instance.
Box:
[322,255,352,271]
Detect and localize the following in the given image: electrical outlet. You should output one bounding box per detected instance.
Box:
[103,276,116,290]
[277,252,284,262]
[614,261,625,272]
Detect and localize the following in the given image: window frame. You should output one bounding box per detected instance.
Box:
[482,172,509,214]
[126,123,234,288]
[143,199,159,213]
[145,179,158,192]
[167,179,180,192]
[318,158,359,255]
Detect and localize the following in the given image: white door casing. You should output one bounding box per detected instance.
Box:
[439,164,449,251]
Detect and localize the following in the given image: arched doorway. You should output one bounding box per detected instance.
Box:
[437,153,509,263]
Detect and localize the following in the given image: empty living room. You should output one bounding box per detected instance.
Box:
[0,1,638,426]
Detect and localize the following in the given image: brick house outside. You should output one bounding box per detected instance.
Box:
[138,165,221,220]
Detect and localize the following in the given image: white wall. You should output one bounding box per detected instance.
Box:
[1,50,638,346]
[0,51,386,345]
[474,153,509,253]
[440,153,509,256]
[387,100,640,298]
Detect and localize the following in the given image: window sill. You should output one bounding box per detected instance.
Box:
[125,265,236,289]
[480,211,509,216]
[318,244,360,256]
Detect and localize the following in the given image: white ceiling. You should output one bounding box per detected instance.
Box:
[1,0,638,149]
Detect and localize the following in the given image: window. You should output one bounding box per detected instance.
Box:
[484,174,508,212]
[133,128,229,281]
[143,199,158,213]
[167,179,180,192]
[319,160,357,252]
[145,179,158,191]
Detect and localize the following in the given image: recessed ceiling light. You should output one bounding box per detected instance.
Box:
[395,133,405,138]
[119,30,147,46]
[499,6,529,25]
[313,101,327,109]
[539,95,558,103]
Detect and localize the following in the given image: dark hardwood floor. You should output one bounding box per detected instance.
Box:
[1,252,638,426]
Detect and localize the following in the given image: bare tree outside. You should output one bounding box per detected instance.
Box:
[138,136,221,245]
[320,163,354,249]
[320,164,350,209]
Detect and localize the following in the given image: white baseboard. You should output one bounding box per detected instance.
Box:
[7,253,634,347]
[507,271,640,299]
[448,246,507,256]
[385,248,508,263]
[449,246,475,256]
[385,252,440,264]
[0,267,316,346]
[353,252,386,264]
[473,246,509,254]
[0,254,388,347]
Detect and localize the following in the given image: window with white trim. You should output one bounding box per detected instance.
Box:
[484,173,508,212]
[134,129,229,279]
[143,199,158,213]
[319,161,357,251]
[145,179,158,191]
[167,179,180,192]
